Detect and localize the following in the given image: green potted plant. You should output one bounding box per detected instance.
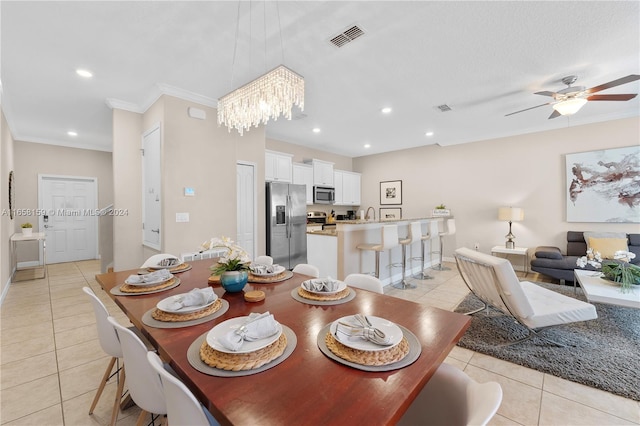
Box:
[21,222,33,236]
[206,237,251,292]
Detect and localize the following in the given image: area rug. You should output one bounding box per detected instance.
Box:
[454,282,640,401]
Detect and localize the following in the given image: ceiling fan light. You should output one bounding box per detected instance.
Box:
[552,98,587,116]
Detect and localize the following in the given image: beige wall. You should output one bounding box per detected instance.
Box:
[353,117,640,261]
[1,111,16,296]
[113,96,266,270]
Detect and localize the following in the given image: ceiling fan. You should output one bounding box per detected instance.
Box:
[506,74,640,119]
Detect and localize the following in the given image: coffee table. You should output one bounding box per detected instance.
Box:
[574,269,640,309]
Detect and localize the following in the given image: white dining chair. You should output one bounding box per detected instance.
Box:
[398,363,503,426]
[107,316,167,426]
[254,255,274,265]
[147,352,219,425]
[292,263,320,278]
[83,287,125,426]
[344,273,384,294]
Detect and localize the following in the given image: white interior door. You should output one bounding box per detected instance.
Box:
[237,162,256,260]
[142,124,162,250]
[39,175,98,264]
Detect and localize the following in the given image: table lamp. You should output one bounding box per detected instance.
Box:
[498,207,524,249]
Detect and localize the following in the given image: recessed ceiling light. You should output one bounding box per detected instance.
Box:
[425,131,434,137]
[381,107,392,114]
[312,128,321,133]
[67,131,78,137]
[364,143,371,149]
[76,69,93,78]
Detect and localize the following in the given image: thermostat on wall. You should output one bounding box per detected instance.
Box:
[184,187,195,196]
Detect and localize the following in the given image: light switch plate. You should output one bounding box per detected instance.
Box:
[176,212,189,222]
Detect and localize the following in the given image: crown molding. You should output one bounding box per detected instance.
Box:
[106,83,218,114]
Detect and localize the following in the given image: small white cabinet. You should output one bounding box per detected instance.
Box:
[333,170,361,206]
[292,163,313,205]
[265,150,293,182]
[306,159,334,187]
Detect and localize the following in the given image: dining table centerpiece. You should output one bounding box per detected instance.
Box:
[204,236,251,293]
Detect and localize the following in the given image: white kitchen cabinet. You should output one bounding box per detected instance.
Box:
[265,150,293,182]
[305,159,334,187]
[333,170,361,206]
[292,162,313,205]
[307,233,337,278]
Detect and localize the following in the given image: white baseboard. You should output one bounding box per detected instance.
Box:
[1,275,12,306]
[17,261,41,268]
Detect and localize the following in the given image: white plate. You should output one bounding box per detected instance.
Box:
[330,315,402,352]
[125,273,174,287]
[250,264,286,277]
[206,316,282,354]
[156,293,217,314]
[301,279,347,295]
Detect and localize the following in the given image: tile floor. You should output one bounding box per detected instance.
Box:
[1,260,639,425]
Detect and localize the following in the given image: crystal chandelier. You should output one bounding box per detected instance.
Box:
[218,65,304,135]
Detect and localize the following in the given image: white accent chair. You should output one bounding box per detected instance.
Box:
[398,363,503,426]
[344,273,384,294]
[107,316,167,426]
[292,263,320,278]
[83,287,125,426]
[454,247,597,346]
[147,352,219,425]
[254,255,274,265]
[356,224,400,278]
[433,218,456,271]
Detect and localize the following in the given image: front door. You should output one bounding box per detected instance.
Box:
[38,175,98,264]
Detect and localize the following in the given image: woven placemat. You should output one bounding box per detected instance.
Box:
[146,263,192,274]
[248,270,294,283]
[290,287,356,306]
[110,278,181,296]
[298,286,350,301]
[142,299,229,329]
[317,323,422,372]
[325,332,409,366]
[119,277,178,293]
[187,326,297,377]
[151,299,223,322]
[200,333,287,371]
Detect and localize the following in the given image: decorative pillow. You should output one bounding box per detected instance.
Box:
[583,232,626,249]
[588,237,629,259]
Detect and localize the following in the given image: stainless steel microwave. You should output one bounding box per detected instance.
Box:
[313,186,335,204]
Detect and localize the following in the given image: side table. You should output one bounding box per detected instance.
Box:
[10,232,47,282]
[491,246,529,274]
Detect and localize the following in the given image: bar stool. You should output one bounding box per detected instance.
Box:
[432,218,456,271]
[395,222,421,289]
[414,221,439,279]
[357,225,400,279]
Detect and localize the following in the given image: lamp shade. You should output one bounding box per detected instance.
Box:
[552,98,587,116]
[498,207,524,222]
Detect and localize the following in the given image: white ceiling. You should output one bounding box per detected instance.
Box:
[2,1,639,158]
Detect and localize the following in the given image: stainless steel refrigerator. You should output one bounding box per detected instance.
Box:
[266,182,307,269]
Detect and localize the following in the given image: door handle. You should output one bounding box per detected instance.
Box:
[44,224,54,228]
[151,229,160,234]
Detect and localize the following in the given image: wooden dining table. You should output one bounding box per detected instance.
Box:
[96,259,471,425]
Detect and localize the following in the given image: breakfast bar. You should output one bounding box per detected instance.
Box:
[96,259,470,425]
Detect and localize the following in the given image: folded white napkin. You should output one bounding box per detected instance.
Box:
[140,254,179,269]
[166,288,217,311]
[126,269,172,284]
[219,312,280,351]
[302,277,339,292]
[335,314,392,346]
[250,263,279,274]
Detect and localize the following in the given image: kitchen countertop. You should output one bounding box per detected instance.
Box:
[336,216,441,225]
[306,229,337,236]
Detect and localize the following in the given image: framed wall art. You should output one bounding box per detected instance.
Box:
[380,180,402,205]
[380,207,402,220]
[566,145,639,223]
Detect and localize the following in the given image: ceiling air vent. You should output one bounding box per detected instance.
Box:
[329,25,365,48]
[435,104,453,112]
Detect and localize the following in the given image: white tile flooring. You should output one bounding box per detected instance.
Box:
[1,260,639,425]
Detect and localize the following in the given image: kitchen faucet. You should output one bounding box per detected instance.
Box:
[365,206,376,221]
